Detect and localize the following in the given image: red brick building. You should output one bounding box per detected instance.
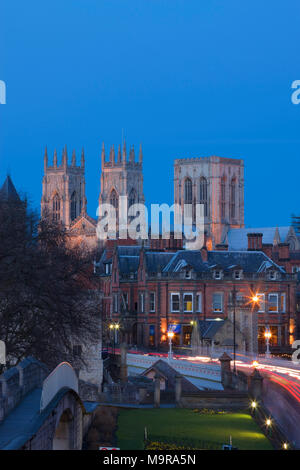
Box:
[97,243,297,354]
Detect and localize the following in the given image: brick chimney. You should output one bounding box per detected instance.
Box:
[215,243,228,251]
[278,243,290,261]
[247,233,263,251]
[262,244,273,259]
[201,246,208,262]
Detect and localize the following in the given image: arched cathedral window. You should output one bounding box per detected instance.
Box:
[52,194,60,222]
[199,177,208,217]
[129,188,136,208]
[71,191,77,221]
[110,189,118,209]
[184,178,193,204]
[230,178,236,219]
[221,176,226,218]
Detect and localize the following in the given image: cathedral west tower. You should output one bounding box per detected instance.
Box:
[41,146,87,228]
[99,141,145,228]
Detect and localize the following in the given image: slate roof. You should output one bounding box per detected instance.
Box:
[141,359,200,392]
[145,252,174,273]
[119,255,140,274]
[163,249,285,274]
[207,250,285,273]
[198,320,224,339]
[0,175,20,202]
[225,226,293,251]
[97,245,286,276]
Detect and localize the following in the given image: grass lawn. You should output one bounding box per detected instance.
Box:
[116,408,273,450]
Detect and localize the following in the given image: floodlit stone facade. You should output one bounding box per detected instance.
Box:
[174,156,244,248]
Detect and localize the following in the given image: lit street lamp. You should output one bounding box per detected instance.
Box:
[167,331,174,361]
[109,323,120,354]
[264,327,272,359]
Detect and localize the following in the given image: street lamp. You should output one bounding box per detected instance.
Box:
[250,400,257,415]
[264,327,272,359]
[109,323,120,354]
[231,291,260,371]
[167,331,174,361]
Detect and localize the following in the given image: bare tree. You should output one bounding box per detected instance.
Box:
[0,197,101,371]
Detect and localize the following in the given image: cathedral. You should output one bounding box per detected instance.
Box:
[41,142,145,249]
[41,145,245,249]
[174,155,244,248]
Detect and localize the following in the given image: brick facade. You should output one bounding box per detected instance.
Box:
[97,245,297,354]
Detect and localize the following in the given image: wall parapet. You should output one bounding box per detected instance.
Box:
[0,357,48,422]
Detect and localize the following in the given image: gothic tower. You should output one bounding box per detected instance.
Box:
[174,156,244,248]
[99,141,145,225]
[41,146,87,228]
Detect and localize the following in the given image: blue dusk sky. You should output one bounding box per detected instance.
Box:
[1,0,300,227]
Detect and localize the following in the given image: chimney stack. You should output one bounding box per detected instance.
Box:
[247,233,263,251]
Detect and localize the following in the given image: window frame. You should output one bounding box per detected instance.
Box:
[268,293,278,313]
[196,292,202,312]
[140,292,145,313]
[212,292,223,313]
[149,292,156,313]
[280,293,286,313]
[183,292,193,313]
[214,270,222,280]
[257,293,265,312]
[171,293,180,312]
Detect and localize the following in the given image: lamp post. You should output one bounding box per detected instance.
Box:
[264,326,272,359]
[109,323,120,355]
[167,331,174,361]
[231,289,261,372]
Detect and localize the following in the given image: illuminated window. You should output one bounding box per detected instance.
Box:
[268,294,278,313]
[183,293,193,312]
[280,293,286,313]
[213,293,223,312]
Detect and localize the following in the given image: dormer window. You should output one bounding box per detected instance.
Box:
[269,271,277,280]
[105,263,112,275]
[234,270,242,280]
[185,269,192,279]
[214,270,222,280]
